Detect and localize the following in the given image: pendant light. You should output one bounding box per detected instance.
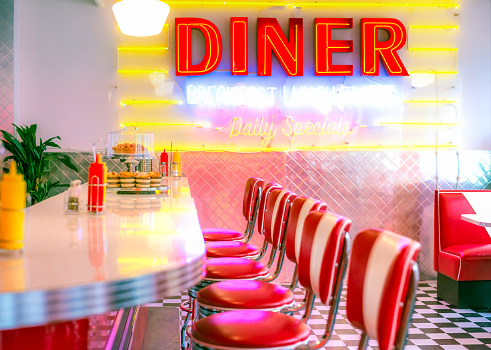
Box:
[112,0,170,37]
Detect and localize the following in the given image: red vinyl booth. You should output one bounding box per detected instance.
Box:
[434,189,491,308]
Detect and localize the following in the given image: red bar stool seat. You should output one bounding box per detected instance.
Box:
[205,241,261,259]
[192,311,310,349]
[197,280,294,310]
[205,257,269,280]
[202,228,245,242]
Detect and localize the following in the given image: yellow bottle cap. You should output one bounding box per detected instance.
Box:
[3,161,24,182]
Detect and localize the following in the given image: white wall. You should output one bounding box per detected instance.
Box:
[15,0,121,151]
[14,0,491,150]
[458,0,491,150]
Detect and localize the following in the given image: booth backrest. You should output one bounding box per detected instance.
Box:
[434,189,491,272]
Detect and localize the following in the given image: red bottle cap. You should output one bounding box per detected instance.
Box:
[160,149,168,163]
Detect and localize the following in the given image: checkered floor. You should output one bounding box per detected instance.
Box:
[156,281,491,350]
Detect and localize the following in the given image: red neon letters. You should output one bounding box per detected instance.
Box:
[175,18,223,76]
[231,17,248,75]
[361,18,408,76]
[257,18,303,77]
[175,17,408,77]
[315,18,353,76]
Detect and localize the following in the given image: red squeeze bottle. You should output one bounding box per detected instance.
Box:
[160,149,169,176]
[87,153,107,213]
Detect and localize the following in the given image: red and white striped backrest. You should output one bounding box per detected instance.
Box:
[298,211,351,304]
[242,178,265,222]
[263,189,297,248]
[285,197,327,264]
[256,183,283,235]
[346,229,421,350]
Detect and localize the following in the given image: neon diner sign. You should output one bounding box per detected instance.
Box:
[175,17,408,77]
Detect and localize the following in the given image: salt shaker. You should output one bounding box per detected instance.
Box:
[65,180,82,213]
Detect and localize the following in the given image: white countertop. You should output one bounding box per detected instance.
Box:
[461,214,491,228]
[0,177,205,330]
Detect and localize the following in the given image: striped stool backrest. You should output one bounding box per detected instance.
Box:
[346,229,421,350]
[256,183,283,236]
[263,189,297,248]
[242,178,265,222]
[298,211,351,304]
[285,197,327,264]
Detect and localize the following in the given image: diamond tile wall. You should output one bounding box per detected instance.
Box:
[0,0,13,134]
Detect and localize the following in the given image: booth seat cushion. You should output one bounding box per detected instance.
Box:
[202,228,244,242]
[197,280,294,310]
[439,244,491,281]
[205,241,260,258]
[205,258,269,281]
[192,310,309,349]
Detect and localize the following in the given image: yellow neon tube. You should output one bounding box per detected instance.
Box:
[378,122,458,126]
[117,70,169,74]
[408,25,459,29]
[165,1,459,8]
[154,144,458,152]
[403,100,457,104]
[121,122,210,127]
[408,48,458,51]
[120,100,183,105]
[118,47,169,51]
[410,71,458,74]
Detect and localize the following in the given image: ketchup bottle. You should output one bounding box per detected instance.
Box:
[87,153,107,213]
[160,149,168,176]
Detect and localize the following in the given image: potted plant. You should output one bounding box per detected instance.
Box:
[1,124,78,205]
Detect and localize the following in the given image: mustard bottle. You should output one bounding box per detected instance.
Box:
[172,151,181,177]
[0,161,27,250]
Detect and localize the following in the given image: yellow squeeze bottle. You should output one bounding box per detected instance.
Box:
[0,161,27,250]
[172,151,181,176]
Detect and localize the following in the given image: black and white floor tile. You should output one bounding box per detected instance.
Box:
[155,281,491,350]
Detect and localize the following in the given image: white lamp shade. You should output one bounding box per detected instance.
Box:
[113,0,170,37]
[410,72,436,88]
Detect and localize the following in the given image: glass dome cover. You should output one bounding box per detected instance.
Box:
[106,127,155,159]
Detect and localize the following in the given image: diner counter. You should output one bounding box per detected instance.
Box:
[0,177,206,330]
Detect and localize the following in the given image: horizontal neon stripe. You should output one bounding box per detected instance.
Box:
[408,48,458,51]
[120,100,183,105]
[165,1,459,8]
[121,122,210,127]
[118,47,168,51]
[153,144,458,152]
[409,71,458,74]
[408,25,459,29]
[117,70,169,74]
[403,100,457,104]
[378,122,458,126]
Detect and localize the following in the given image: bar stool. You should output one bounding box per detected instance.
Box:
[189,226,421,350]
[205,182,282,259]
[180,189,297,349]
[202,177,265,242]
[345,228,421,350]
[196,196,328,318]
[189,210,351,350]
